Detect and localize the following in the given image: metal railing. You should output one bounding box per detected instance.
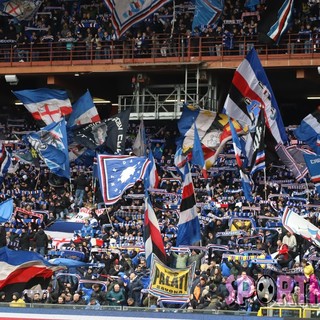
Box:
[0,33,318,66]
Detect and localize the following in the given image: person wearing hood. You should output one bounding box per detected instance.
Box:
[10,292,26,307]
[33,227,48,256]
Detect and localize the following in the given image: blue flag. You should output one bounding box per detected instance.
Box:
[192,0,224,31]
[13,88,72,125]
[303,153,320,195]
[48,258,98,268]
[258,0,294,44]
[0,198,13,223]
[244,0,260,11]
[191,123,206,177]
[229,118,253,202]
[223,48,288,145]
[67,90,100,128]
[177,163,201,246]
[294,112,320,154]
[144,150,160,190]
[24,119,70,179]
[0,144,12,183]
[97,154,150,205]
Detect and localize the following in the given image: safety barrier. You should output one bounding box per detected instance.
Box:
[258,306,320,318]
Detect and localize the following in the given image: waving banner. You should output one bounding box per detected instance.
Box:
[104,0,171,37]
[282,206,320,248]
[149,255,195,299]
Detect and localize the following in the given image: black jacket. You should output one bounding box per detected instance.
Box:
[34,229,48,248]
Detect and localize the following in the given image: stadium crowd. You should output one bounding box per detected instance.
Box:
[0,0,319,314]
[0,118,319,312]
[0,0,320,62]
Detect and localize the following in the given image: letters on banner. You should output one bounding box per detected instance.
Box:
[149,254,195,298]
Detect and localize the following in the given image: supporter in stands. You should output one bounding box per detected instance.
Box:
[0,292,6,303]
[19,227,30,250]
[125,272,143,306]
[9,293,26,308]
[74,173,90,209]
[106,283,126,306]
[33,226,48,256]
[190,276,207,309]
[86,298,101,310]
[301,258,314,280]
[0,225,6,248]
[72,292,86,305]
[274,240,293,269]
[90,284,106,305]
[282,231,297,259]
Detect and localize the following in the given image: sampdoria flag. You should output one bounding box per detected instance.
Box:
[201,113,246,167]
[229,117,254,202]
[0,143,12,183]
[14,147,39,167]
[223,48,287,145]
[258,0,294,44]
[0,247,56,297]
[303,153,320,194]
[192,0,224,30]
[13,88,72,125]
[243,107,266,175]
[176,163,201,246]
[68,144,95,167]
[24,119,70,179]
[73,109,130,154]
[178,104,216,153]
[97,154,150,205]
[294,111,320,154]
[282,206,320,248]
[104,0,171,37]
[0,198,13,223]
[0,0,42,21]
[275,143,311,181]
[145,150,160,189]
[67,90,100,128]
[191,124,206,177]
[144,195,166,268]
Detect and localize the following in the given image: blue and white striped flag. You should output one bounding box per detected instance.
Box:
[176,163,201,246]
[0,143,12,183]
[192,0,224,31]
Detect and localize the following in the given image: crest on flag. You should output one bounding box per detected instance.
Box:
[97,154,150,205]
[24,119,70,179]
[0,0,42,21]
[13,88,72,125]
[73,109,130,154]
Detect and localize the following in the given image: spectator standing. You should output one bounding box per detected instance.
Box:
[33,227,48,256]
[74,173,89,209]
[19,227,30,250]
[126,272,143,306]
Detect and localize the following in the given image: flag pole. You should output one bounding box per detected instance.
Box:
[92,176,96,206]
[263,167,267,201]
[304,178,310,201]
[106,208,114,230]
